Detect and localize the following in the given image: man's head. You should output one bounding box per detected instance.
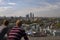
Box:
[3,20,9,26]
[16,20,22,27]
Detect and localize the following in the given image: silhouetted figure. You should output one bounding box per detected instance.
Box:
[0,20,9,40]
[7,20,29,40]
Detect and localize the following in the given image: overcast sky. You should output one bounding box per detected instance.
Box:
[0,0,60,17]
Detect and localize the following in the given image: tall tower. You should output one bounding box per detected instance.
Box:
[26,14,29,20]
[33,13,34,20]
[30,12,34,21]
[30,12,33,18]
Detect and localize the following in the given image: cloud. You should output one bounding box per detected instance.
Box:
[0,0,60,17]
[10,2,60,17]
[0,0,3,3]
[0,6,14,16]
[20,2,60,12]
[8,3,16,5]
[1,2,60,17]
[0,0,5,5]
[0,6,13,13]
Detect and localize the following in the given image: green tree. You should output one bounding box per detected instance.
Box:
[55,22,60,28]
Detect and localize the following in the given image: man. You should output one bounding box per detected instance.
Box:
[7,20,29,40]
[0,20,9,40]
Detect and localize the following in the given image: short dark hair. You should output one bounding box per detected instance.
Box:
[3,20,9,26]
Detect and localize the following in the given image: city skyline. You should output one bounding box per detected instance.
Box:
[0,0,60,17]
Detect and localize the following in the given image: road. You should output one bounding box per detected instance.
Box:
[21,36,60,40]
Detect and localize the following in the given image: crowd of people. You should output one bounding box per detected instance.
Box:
[0,20,29,40]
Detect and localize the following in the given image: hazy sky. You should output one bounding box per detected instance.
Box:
[0,0,60,17]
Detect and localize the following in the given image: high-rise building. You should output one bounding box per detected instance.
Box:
[33,13,34,20]
[30,12,34,21]
[26,12,34,21]
[26,14,29,20]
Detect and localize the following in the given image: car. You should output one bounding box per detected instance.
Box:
[26,30,47,37]
[31,32,47,37]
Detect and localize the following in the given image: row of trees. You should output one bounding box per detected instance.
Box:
[0,17,60,29]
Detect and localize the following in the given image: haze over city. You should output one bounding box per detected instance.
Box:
[0,0,60,17]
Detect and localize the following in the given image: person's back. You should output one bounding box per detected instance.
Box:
[0,20,9,40]
[0,26,9,40]
[7,20,29,40]
[8,26,28,40]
